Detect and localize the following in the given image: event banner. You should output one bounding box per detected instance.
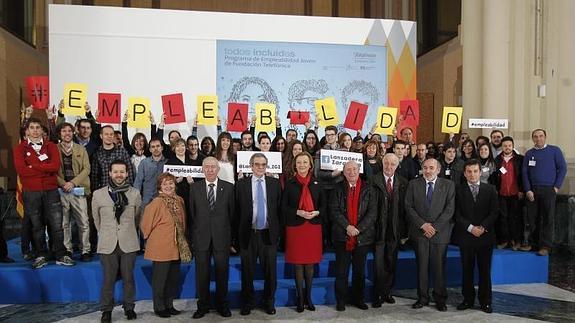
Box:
[319,149,363,173]
[163,165,205,178]
[236,151,283,174]
[216,40,387,134]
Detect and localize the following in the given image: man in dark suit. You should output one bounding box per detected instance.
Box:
[370,153,408,308]
[189,157,235,319]
[454,159,498,314]
[235,153,281,316]
[405,158,455,311]
[393,140,418,181]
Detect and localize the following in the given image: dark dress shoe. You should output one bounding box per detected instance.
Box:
[457,301,473,310]
[372,298,382,308]
[336,303,346,311]
[481,304,493,313]
[217,308,232,317]
[124,309,137,320]
[192,309,208,319]
[382,295,396,304]
[0,257,15,263]
[354,302,369,310]
[436,303,447,312]
[412,300,428,309]
[154,310,171,318]
[101,311,112,323]
[264,306,276,315]
[296,303,304,313]
[240,307,251,316]
[167,307,181,315]
[81,253,92,262]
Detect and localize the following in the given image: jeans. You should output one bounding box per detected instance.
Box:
[22,189,66,259]
[61,194,91,254]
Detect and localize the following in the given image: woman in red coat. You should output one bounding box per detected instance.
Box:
[282,152,324,312]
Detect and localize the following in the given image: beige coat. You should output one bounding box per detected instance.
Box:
[57,142,91,195]
[141,195,186,261]
[92,186,142,254]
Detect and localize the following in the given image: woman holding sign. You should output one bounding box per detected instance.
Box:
[166,139,194,214]
[282,152,324,312]
[215,132,236,184]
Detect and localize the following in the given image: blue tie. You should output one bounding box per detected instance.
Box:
[426,181,434,206]
[256,178,266,229]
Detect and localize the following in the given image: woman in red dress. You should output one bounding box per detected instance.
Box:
[282,152,324,312]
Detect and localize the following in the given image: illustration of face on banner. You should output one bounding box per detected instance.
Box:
[399,99,419,126]
[227,103,249,132]
[98,93,121,124]
[442,107,463,133]
[62,83,88,116]
[315,97,339,127]
[162,93,186,124]
[374,106,397,135]
[26,76,49,109]
[127,97,151,128]
[197,95,218,125]
[288,111,310,125]
[255,103,276,132]
[343,101,368,131]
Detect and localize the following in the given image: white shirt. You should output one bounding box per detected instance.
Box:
[205,178,219,202]
[384,174,394,188]
[251,175,268,228]
[27,138,43,154]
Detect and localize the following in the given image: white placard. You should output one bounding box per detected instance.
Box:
[319,149,363,173]
[468,118,508,129]
[163,165,205,178]
[237,151,283,174]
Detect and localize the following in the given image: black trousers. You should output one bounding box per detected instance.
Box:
[497,195,523,244]
[22,190,66,259]
[334,242,369,304]
[152,260,181,312]
[459,244,493,306]
[195,245,229,311]
[413,239,448,304]
[240,229,277,308]
[0,222,7,258]
[99,245,137,312]
[526,186,556,249]
[373,239,399,299]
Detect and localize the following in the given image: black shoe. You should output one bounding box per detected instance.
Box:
[124,309,137,320]
[382,294,396,304]
[23,253,35,262]
[457,301,473,310]
[264,306,276,315]
[481,304,493,313]
[167,307,181,315]
[81,253,92,262]
[154,310,171,318]
[336,303,346,311]
[217,308,232,317]
[192,309,208,319]
[412,300,428,309]
[305,296,315,311]
[101,311,111,323]
[354,302,369,310]
[0,257,15,263]
[372,298,382,308]
[240,307,251,316]
[436,303,447,312]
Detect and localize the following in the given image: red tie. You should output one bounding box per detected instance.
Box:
[386,177,393,196]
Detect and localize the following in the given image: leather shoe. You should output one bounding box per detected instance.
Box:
[100,311,111,323]
[412,300,428,309]
[217,308,232,317]
[354,302,369,310]
[124,309,137,320]
[167,307,181,315]
[192,309,208,319]
[240,307,251,316]
[154,310,171,318]
[336,303,345,311]
[457,301,473,310]
[481,304,493,313]
[264,306,276,315]
[382,294,396,304]
[436,303,447,312]
[372,298,382,308]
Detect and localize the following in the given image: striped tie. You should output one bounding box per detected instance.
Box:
[208,183,215,211]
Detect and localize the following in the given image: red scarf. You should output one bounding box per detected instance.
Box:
[295,173,315,212]
[346,178,362,251]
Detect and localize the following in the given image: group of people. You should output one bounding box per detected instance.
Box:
[9,102,567,322]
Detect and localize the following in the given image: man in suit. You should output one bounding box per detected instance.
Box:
[189,157,235,319]
[92,159,142,322]
[235,153,281,316]
[454,159,499,313]
[405,158,455,311]
[393,140,418,181]
[370,153,408,308]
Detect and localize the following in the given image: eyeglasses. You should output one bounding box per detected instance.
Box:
[253,162,267,167]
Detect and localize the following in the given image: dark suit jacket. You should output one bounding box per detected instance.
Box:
[405,177,455,244]
[281,176,324,227]
[189,178,235,251]
[453,182,499,247]
[370,173,408,243]
[235,176,282,250]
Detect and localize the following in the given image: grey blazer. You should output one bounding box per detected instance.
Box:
[405,177,455,244]
[92,186,142,254]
